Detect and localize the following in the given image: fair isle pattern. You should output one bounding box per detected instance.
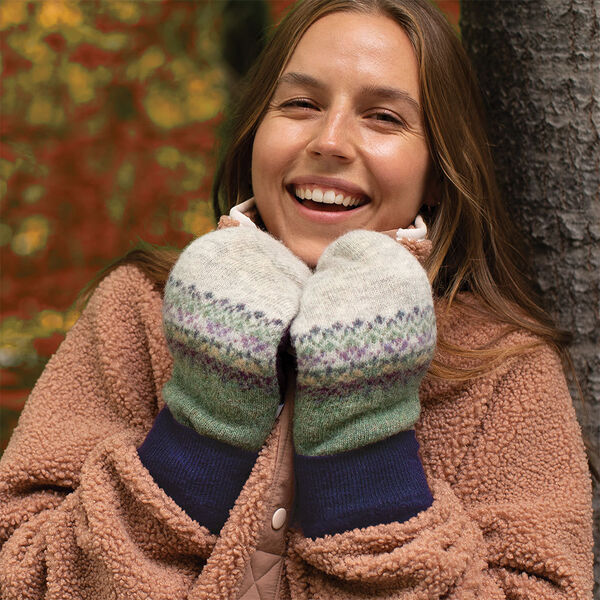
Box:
[159,226,310,452]
[293,303,435,457]
[295,304,436,399]
[162,276,285,451]
[290,230,437,456]
[293,302,436,456]
[292,263,436,456]
[163,277,285,389]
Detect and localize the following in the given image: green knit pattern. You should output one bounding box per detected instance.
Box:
[291,230,436,456]
[162,227,310,451]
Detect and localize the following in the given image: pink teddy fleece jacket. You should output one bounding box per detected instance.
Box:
[0,256,594,598]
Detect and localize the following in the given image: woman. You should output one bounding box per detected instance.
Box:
[0,0,593,598]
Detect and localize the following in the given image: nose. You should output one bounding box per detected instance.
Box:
[306,108,355,162]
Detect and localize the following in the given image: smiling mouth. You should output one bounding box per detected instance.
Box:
[287,185,370,212]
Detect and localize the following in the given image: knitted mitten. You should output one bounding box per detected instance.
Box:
[162,226,311,452]
[290,230,436,537]
[291,230,436,456]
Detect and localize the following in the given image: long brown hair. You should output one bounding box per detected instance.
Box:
[91,0,597,479]
[105,0,568,380]
[211,0,570,377]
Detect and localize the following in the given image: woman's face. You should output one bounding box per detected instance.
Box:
[251,11,432,266]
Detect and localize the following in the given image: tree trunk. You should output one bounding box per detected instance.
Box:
[460,0,599,591]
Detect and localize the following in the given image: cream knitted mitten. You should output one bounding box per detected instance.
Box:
[162,226,311,451]
[291,230,436,456]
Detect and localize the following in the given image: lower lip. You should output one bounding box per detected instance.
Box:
[289,190,370,224]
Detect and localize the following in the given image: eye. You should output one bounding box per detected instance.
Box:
[280,98,319,110]
[367,110,406,127]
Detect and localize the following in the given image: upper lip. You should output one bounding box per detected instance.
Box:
[287,176,369,199]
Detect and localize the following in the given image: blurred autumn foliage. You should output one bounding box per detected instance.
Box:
[0,0,459,452]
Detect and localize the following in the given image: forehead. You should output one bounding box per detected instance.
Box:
[283,11,419,95]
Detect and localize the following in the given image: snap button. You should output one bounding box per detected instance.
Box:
[271,507,287,530]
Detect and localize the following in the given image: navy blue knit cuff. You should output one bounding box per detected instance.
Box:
[294,430,433,538]
[137,406,257,534]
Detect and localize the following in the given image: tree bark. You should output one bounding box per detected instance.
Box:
[460,0,599,591]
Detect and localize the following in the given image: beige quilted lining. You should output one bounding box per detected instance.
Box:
[237,550,284,599]
[235,379,296,600]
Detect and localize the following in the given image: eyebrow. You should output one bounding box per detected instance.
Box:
[276,71,421,114]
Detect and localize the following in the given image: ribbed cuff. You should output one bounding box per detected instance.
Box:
[294,430,433,538]
[137,406,257,534]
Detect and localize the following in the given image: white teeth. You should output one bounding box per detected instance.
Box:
[294,185,363,208]
[323,190,335,204]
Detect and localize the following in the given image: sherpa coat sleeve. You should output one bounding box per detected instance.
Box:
[0,266,218,597]
[0,266,168,542]
[284,321,594,599]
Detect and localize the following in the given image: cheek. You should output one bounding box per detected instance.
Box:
[251,125,271,193]
[251,121,288,237]
[379,142,428,183]
[251,118,295,197]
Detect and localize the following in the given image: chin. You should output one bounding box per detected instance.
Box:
[281,236,327,268]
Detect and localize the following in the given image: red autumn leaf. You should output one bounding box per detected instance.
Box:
[0,43,33,77]
[43,33,67,54]
[33,332,65,358]
[69,43,121,69]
